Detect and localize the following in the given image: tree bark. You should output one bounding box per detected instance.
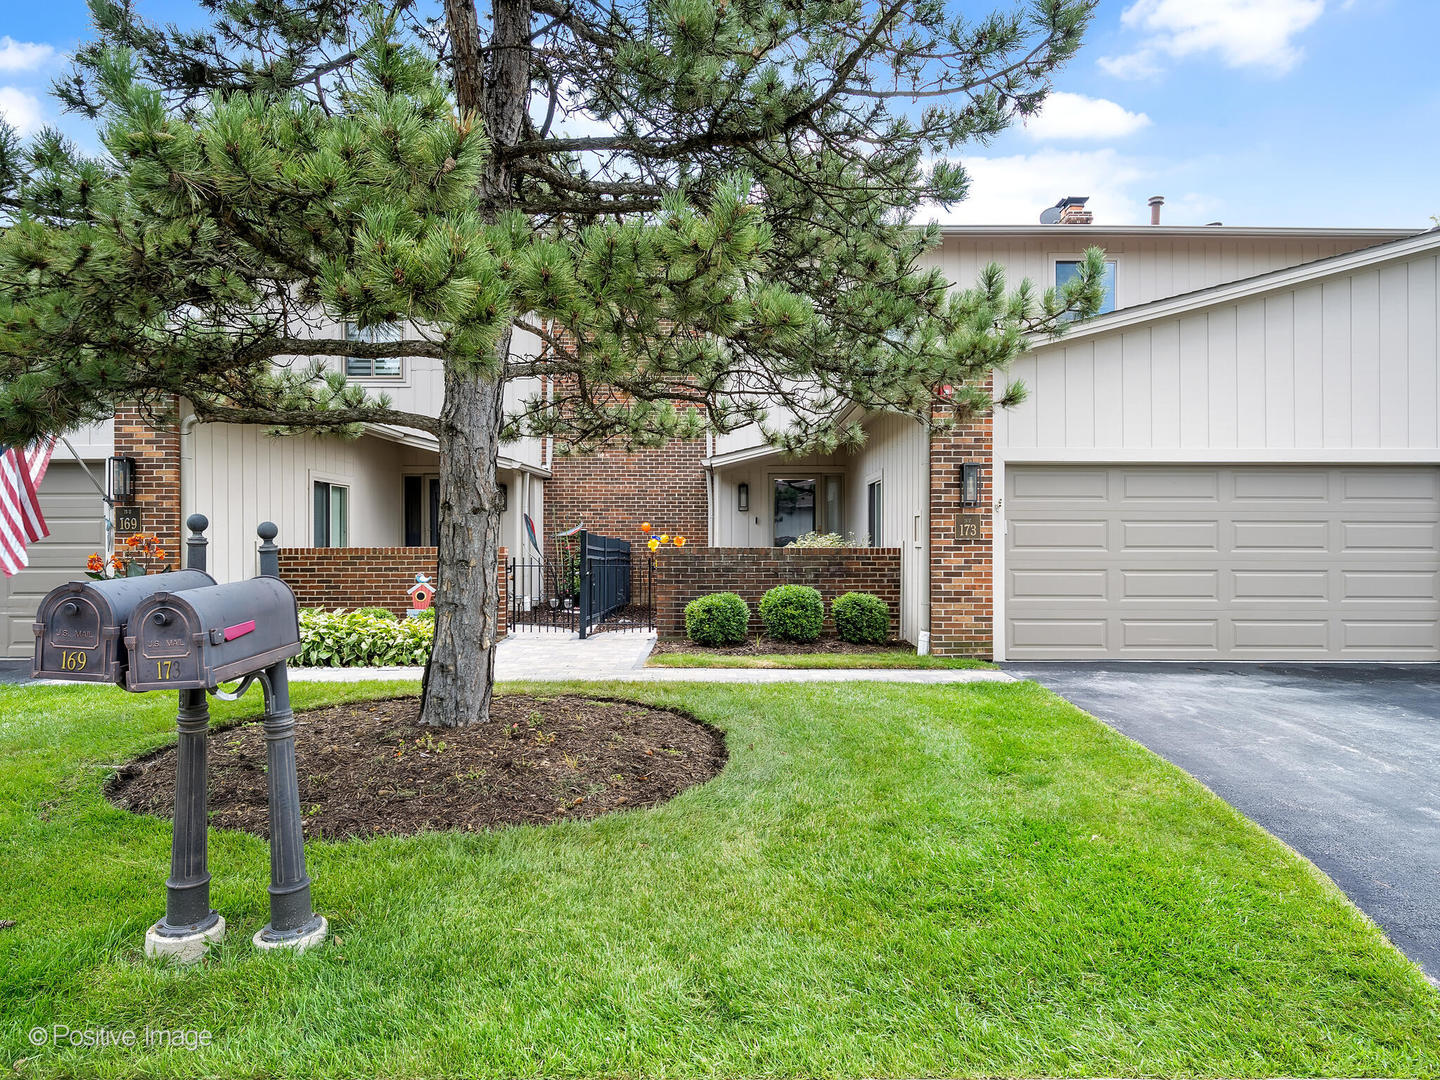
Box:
[419,0,534,725]
[419,337,510,726]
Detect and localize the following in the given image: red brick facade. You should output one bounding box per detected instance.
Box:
[653,546,902,639]
[545,440,709,555]
[277,546,508,636]
[112,404,183,569]
[928,398,994,657]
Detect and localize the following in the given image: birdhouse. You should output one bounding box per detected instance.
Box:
[407,574,435,612]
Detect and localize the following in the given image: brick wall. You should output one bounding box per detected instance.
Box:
[113,403,183,569]
[545,439,710,557]
[928,394,993,657]
[653,547,902,638]
[278,547,508,636]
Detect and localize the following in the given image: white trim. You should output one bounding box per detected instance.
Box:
[941,225,1421,240]
[998,447,1440,464]
[991,455,1005,663]
[1028,228,1440,346]
[1051,251,1119,314]
[307,470,353,548]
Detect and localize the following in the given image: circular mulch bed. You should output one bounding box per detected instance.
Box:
[106,694,726,839]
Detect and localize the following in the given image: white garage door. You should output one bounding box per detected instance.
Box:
[1005,465,1440,660]
[2,463,106,658]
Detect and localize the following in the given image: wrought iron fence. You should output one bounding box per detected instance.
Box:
[506,530,653,635]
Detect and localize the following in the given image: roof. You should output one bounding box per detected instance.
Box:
[1029,226,1440,346]
[937,224,1422,240]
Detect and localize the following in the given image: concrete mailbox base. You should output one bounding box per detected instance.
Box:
[145,915,226,964]
[253,915,328,954]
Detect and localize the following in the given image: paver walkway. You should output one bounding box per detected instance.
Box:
[288,630,1013,684]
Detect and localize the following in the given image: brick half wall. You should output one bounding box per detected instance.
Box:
[653,547,901,638]
[278,547,508,637]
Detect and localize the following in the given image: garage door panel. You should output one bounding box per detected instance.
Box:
[1121,520,1218,550]
[1010,468,1109,500]
[1232,569,1330,600]
[1006,465,1440,660]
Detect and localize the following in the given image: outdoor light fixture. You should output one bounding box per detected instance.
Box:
[737,482,749,512]
[959,462,982,507]
[107,455,137,505]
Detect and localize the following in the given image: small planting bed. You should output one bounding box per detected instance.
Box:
[648,636,993,669]
[106,694,725,838]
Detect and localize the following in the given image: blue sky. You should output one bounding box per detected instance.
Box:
[1,0,1435,228]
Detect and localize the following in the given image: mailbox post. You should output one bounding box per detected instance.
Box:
[250,522,327,951]
[145,514,225,963]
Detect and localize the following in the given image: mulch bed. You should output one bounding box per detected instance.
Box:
[650,636,909,656]
[106,694,725,840]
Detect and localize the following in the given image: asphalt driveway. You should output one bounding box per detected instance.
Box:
[1004,661,1440,981]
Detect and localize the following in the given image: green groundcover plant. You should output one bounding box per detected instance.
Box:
[295,609,432,667]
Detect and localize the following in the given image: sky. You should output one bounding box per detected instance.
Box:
[1,0,1436,229]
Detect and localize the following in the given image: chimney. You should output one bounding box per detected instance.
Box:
[1148,194,1164,225]
[1057,195,1092,225]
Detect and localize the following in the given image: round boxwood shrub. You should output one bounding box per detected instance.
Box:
[685,592,750,646]
[759,584,824,643]
[832,591,890,644]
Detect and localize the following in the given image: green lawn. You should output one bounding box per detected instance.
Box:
[646,645,994,669]
[2,679,1436,1079]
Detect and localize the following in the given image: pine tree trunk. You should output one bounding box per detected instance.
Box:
[419,0,533,725]
[418,341,509,727]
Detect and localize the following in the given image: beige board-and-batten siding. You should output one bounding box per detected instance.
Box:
[993,236,1440,661]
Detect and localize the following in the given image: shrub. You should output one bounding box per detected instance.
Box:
[294,608,434,667]
[684,592,750,646]
[832,592,890,644]
[786,530,868,548]
[353,606,398,621]
[759,584,823,643]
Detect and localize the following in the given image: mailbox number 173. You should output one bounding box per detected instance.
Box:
[155,660,177,681]
[59,650,88,671]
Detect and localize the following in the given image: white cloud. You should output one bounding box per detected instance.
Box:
[0,86,45,135]
[0,37,56,74]
[921,150,1222,228]
[1100,0,1326,78]
[1022,92,1152,141]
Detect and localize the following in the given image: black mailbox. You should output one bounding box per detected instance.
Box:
[32,571,217,684]
[125,577,301,691]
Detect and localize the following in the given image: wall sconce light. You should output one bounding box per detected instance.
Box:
[497,482,508,512]
[737,482,749,512]
[107,455,136,505]
[959,462,982,508]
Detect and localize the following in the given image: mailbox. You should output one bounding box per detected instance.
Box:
[32,571,217,684]
[125,577,301,691]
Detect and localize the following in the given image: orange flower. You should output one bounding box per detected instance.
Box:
[660,533,669,543]
[674,536,686,547]
[110,554,126,570]
[86,553,103,572]
[640,522,652,534]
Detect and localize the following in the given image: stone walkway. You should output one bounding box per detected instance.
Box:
[288,630,1014,684]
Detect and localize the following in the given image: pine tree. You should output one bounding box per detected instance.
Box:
[0,0,1105,725]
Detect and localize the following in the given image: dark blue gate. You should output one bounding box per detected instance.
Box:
[578,530,631,638]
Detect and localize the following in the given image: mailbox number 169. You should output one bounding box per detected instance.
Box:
[155,660,177,680]
[59,650,88,671]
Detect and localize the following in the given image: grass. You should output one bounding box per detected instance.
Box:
[646,645,994,669]
[1,678,1437,1079]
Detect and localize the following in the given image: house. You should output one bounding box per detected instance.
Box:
[3,199,1437,662]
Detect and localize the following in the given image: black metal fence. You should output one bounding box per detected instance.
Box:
[507,530,653,636]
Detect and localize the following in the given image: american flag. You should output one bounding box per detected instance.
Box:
[0,438,57,577]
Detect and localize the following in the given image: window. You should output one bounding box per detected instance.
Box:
[772,474,843,546]
[1055,259,1117,315]
[344,321,404,377]
[867,480,882,547]
[313,481,349,547]
[403,474,441,546]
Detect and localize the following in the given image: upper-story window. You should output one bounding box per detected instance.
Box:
[344,321,404,378]
[1055,259,1117,316]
